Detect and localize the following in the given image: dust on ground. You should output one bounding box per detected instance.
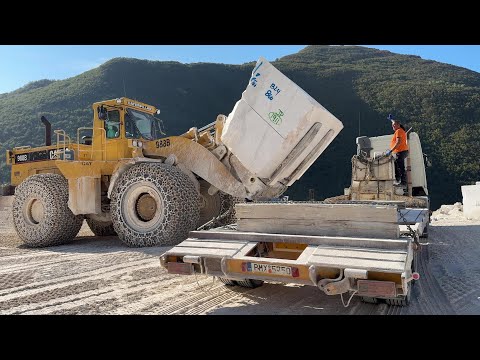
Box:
[1,196,479,315]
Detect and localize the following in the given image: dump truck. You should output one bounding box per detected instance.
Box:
[2,57,344,248]
[324,133,430,208]
[159,128,430,306]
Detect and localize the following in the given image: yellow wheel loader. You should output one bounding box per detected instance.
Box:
[3,57,344,248]
[4,99,261,247]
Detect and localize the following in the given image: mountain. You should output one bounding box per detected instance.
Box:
[1,45,479,210]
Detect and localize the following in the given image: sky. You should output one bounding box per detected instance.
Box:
[0,45,480,94]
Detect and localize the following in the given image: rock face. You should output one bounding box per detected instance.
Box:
[431,202,464,221]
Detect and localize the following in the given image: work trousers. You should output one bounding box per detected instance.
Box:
[394,150,408,185]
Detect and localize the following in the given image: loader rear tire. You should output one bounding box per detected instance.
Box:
[12,174,83,247]
[86,218,116,236]
[111,163,200,247]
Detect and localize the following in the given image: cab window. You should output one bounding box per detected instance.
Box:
[105,110,120,139]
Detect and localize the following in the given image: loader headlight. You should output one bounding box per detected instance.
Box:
[132,140,143,148]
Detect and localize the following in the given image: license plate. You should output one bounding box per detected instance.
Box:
[241,262,299,278]
[167,262,194,275]
[357,280,396,297]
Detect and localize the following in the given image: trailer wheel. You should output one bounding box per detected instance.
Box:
[385,295,410,306]
[411,249,418,284]
[198,180,236,228]
[86,218,116,236]
[218,277,238,286]
[236,279,264,288]
[420,223,429,238]
[12,174,83,247]
[361,296,380,304]
[111,163,200,247]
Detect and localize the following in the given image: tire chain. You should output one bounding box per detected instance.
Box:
[12,174,83,247]
[110,163,200,247]
[86,218,117,236]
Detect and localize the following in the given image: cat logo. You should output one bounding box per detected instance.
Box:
[49,149,64,160]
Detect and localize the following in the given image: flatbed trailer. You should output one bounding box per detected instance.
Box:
[160,206,428,306]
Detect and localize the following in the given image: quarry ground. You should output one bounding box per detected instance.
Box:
[0,197,479,315]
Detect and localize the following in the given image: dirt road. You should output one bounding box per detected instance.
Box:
[0,198,478,315]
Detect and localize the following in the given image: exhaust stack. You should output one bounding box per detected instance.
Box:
[41,116,52,146]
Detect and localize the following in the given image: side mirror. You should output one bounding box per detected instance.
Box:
[98,105,108,120]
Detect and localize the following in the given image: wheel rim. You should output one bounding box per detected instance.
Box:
[199,182,221,225]
[24,197,45,225]
[136,194,157,221]
[121,182,165,233]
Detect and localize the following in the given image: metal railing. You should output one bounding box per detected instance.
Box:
[54,130,71,160]
[13,145,32,151]
[77,127,107,161]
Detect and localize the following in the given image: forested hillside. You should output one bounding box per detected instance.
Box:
[1,45,479,209]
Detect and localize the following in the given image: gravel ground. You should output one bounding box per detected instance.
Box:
[1,196,479,315]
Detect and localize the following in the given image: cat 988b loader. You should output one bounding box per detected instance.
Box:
[2,57,344,248]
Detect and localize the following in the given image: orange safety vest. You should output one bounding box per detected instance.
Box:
[390,128,409,153]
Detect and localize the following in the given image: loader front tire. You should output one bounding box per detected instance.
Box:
[86,218,116,236]
[111,163,200,247]
[12,174,83,247]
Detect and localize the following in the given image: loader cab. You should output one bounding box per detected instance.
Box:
[123,107,164,140]
[88,97,164,161]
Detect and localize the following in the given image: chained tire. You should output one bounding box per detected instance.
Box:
[198,180,236,228]
[111,163,200,247]
[12,174,83,247]
[86,218,116,236]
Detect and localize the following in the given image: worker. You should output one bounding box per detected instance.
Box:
[106,124,119,138]
[385,114,409,186]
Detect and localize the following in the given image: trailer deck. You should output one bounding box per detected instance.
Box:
[160,207,428,304]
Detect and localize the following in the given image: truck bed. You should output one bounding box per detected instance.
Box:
[160,208,428,301]
[166,230,410,274]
